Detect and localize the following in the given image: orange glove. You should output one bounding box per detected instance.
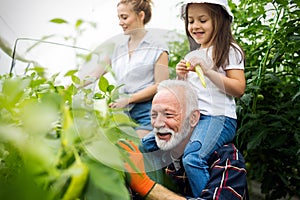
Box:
[118,140,156,197]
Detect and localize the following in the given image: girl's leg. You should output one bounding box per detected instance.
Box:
[182,115,237,197]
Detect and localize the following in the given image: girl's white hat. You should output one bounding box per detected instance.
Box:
[181,0,234,22]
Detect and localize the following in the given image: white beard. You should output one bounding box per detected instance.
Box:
[154,118,191,151]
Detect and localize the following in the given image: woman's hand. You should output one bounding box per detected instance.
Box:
[109,97,130,108]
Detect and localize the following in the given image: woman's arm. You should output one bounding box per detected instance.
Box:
[110,51,169,108]
[79,56,110,88]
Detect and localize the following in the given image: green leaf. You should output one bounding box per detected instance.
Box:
[2,77,29,106]
[247,130,267,150]
[84,159,130,200]
[111,112,137,127]
[85,139,123,170]
[71,75,81,85]
[40,92,63,110]
[49,18,68,24]
[105,126,139,144]
[107,85,115,93]
[93,93,104,99]
[75,19,83,28]
[64,69,78,77]
[98,76,109,93]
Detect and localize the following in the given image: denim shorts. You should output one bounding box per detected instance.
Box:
[128,100,153,131]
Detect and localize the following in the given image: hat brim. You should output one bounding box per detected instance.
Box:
[181,0,234,22]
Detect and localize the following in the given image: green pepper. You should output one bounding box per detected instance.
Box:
[62,151,89,200]
[195,65,206,88]
[186,61,191,69]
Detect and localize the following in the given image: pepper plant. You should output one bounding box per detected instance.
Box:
[0,67,138,199]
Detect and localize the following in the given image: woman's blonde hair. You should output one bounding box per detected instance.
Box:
[118,0,153,25]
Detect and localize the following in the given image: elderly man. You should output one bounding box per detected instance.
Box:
[119,80,248,200]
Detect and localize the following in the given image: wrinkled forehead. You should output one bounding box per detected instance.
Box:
[152,89,185,112]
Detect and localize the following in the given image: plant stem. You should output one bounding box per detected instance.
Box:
[252,6,283,113]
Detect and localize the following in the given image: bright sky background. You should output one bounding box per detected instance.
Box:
[0,0,185,75]
[0,0,184,48]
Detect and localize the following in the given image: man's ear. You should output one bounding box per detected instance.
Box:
[189,110,200,127]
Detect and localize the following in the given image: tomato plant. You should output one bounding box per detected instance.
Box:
[231,1,300,199]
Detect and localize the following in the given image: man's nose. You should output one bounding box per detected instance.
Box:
[152,114,166,128]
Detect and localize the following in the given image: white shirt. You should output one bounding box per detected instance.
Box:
[111,30,169,95]
[187,45,244,119]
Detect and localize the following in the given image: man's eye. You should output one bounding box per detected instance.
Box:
[151,113,157,118]
[165,113,174,118]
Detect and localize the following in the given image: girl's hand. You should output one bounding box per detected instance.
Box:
[176,60,189,80]
[186,56,212,88]
[184,49,213,75]
[188,57,212,75]
[109,97,130,108]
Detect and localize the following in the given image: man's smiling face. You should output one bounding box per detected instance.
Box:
[151,89,190,151]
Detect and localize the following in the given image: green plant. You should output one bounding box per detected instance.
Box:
[230,0,300,199]
[168,32,190,78]
[0,68,138,199]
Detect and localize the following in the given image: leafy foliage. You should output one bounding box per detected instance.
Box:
[230,0,300,199]
[0,69,138,199]
[168,31,190,78]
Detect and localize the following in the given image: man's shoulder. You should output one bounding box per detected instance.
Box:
[140,131,159,152]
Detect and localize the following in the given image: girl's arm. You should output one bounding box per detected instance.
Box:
[205,68,245,98]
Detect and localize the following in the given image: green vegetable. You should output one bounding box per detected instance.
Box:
[186,61,191,69]
[62,151,89,200]
[195,65,206,88]
[257,94,264,101]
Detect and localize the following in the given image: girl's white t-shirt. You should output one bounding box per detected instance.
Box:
[187,45,244,119]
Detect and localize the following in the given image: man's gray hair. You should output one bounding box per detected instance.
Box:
[157,80,199,116]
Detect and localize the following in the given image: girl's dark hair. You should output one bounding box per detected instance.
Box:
[118,0,153,25]
[182,3,244,69]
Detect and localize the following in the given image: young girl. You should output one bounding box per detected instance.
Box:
[176,0,246,197]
